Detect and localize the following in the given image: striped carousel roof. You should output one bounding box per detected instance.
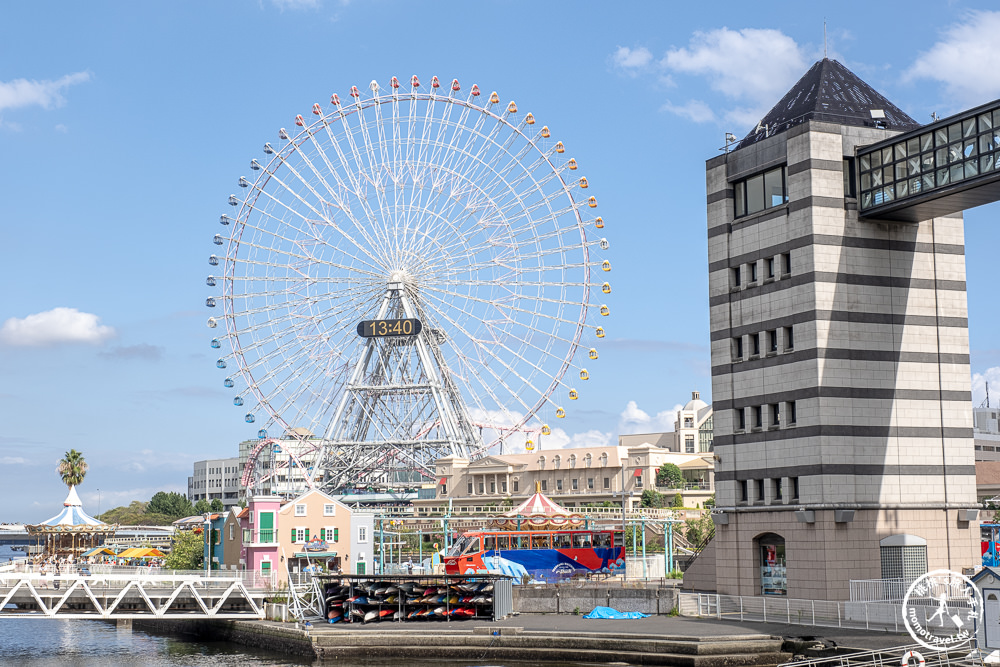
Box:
[28,486,113,533]
[505,491,569,518]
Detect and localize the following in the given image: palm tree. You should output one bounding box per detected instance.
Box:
[57,449,89,489]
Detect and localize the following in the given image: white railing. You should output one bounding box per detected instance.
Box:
[781,644,984,667]
[680,592,973,632]
[849,578,914,603]
[2,562,276,589]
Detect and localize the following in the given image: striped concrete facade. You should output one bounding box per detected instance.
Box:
[706,120,979,601]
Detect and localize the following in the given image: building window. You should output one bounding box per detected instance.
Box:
[788,400,797,424]
[501,480,507,493]
[294,504,306,517]
[358,526,368,543]
[736,408,746,431]
[512,480,519,492]
[572,478,578,490]
[569,454,577,468]
[603,477,610,489]
[490,481,496,494]
[753,406,763,429]
[774,478,783,502]
[684,416,694,428]
[843,157,856,197]
[739,480,749,502]
[782,252,791,276]
[784,326,794,350]
[791,477,799,500]
[587,477,594,490]
[541,480,548,491]
[749,261,758,284]
[323,504,335,517]
[768,330,777,354]
[478,482,485,494]
[600,452,608,467]
[734,165,788,218]
[766,257,775,279]
[732,266,741,288]
[585,454,592,467]
[685,435,695,453]
[757,479,765,502]
[770,403,780,427]
[880,542,927,581]
[468,482,473,494]
[556,479,563,491]
[295,527,306,543]
[440,483,447,496]
[553,455,561,469]
[751,333,760,357]
[733,336,743,361]
[635,474,643,488]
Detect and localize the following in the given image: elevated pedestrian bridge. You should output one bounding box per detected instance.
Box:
[0,565,270,619]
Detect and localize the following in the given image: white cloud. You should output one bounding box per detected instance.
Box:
[906,10,1000,108]
[0,72,91,112]
[535,428,613,451]
[54,123,67,133]
[618,400,683,435]
[611,46,653,74]
[0,307,115,347]
[659,99,716,124]
[0,456,29,465]
[271,0,321,9]
[619,27,808,129]
[973,367,1000,408]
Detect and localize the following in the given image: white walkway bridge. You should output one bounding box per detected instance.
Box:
[0,565,271,619]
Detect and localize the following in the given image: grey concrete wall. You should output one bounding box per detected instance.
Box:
[513,584,679,615]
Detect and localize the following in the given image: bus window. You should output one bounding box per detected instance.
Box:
[484,535,496,551]
[573,533,592,548]
[449,535,469,557]
[613,531,623,548]
[462,536,482,555]
[554,533,572,549]
[593,532,611,548]
[496,535,510,550]
[531,534,551,550]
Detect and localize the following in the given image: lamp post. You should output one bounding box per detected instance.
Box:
[203,513,211,575]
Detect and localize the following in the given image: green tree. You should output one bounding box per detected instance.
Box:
[640,488,665,508]
[57,449,89,489]
[685,513,715,546]
[656,463,684,489]
[210,498,224,512]
[165,529,205,570]
[194,499,210,514]
[147,491,194,519]
[670,493,684,508]
[703,494,716,509]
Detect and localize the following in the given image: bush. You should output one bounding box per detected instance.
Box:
[670,493,684,508]
[657,463,684,489]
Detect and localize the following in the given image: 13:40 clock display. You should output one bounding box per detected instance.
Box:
[356,318,423,338]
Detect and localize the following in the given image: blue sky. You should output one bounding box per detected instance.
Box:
[5,1,1000,522]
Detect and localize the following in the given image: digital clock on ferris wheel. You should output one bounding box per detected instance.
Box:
[356,318,423,338]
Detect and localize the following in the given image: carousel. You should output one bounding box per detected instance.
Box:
[489,482,585,530]
[26,486,116,558]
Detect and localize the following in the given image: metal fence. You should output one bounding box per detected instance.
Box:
[781,644,983,667]
[849,578,914,603]
[679,592,973,633]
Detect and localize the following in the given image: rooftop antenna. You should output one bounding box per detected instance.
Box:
[931,111,940,122]
[722,132,737,153]
[985,382,991,409]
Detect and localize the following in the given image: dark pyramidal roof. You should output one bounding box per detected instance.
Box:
[738,58,920,148]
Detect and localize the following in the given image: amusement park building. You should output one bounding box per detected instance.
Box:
[221,489,375,583]
[695,58,981,601]
[187,457,241,510]
[413,442,715,517]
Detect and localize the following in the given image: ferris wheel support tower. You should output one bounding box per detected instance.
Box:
[313,279,481,491]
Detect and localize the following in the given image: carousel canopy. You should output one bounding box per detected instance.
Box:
[497,484,583,529]
[27,486,113,534]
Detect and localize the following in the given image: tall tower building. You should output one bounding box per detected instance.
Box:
[703,59,979,600]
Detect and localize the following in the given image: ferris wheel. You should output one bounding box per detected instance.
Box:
[207,75,611,494]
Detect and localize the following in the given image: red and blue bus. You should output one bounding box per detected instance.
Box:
[444,528,625,582]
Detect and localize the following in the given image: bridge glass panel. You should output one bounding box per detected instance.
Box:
[860,101,1000,216]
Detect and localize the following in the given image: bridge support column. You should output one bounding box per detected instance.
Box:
[116,619,132,633]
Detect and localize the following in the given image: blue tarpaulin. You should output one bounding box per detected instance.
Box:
[582,606,649,619]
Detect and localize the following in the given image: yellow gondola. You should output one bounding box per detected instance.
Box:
[595,216,604,229]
